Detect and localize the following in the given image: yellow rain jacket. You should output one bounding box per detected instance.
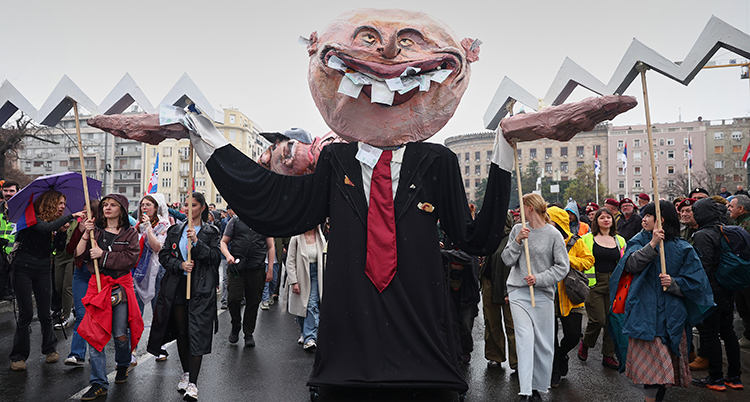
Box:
[548,206,595,317]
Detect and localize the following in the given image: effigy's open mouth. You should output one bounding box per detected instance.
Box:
[322,50,459,106]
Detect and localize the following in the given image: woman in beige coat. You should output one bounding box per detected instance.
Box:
[287,226,326,350]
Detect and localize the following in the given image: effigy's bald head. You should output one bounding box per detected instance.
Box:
[306,9,480,147]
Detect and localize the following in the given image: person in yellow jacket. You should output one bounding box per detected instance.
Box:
[548,206,595,387]
[578,208,627,371]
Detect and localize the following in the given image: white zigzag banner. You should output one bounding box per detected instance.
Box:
[0,72,224,127]
[483,15,750,130]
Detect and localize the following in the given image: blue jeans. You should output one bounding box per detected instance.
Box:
[89,300,131,388]
[136,266,165,315]
[262,263,275,302]
[68,264,91,360]
[296,263,320,343]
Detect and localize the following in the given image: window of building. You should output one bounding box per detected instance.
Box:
[667,150,675,159]
[229,115,236,124]
[634,166,641,175]
[732,131,743,140]
[475,179,480,188]
[560,147,568,158]
[486,150,492,161]
[545,148,552,159]
[577,161,584,168]
[734,174,742,182]
[464,165,469,175]
[576,146,584,158]
[714,132,724,140]
[684,137,690,145]
[734,145,743,153]
[684,149,689,159]
[634,139,641,147]
[181,178,189,188]
[517,148,522,160]
[716,175,725,182]
[668,166,675,174]
[617,140,624,149]
[634,151,641,161]
[464,152,469,162]
[475,165,481,175]
[163,162,172,172]
[465,179,470,187]
[561,162,568,173]
[545,162,552,173]
[736,161,743,168]
[216,193,223,204]
[715,146,724,153]
[530,148,537,159]
[118,187,126,194]
[59,160,68,167]
[618,167,624,176]
[474,151,480,161]
[715,161,724,169]
[654,151,659,161]
[634,179,642,188]
[667,138,674,146]
[618,180,625,189]
[162,147,172,157]
[659,138,664,146]
[593,145,601,155]
[229,130,237,140]
[151,148,157,157]
[668,179,675,188]
[162,178,171,187]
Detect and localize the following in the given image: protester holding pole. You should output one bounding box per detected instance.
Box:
[609,201,713,402]
[501,193,569,401]
[149,192,220,402]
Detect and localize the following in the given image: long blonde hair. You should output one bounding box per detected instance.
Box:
[522,193,551,223]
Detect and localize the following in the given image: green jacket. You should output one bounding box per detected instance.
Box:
[0,213,15,254]
[734,212,750,234]
[581,233,626,287]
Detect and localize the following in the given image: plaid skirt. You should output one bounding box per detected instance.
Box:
[625,331,690,387]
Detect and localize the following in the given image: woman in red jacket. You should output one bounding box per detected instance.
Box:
[75,194,142,401]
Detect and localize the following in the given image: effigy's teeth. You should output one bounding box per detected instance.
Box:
[327,55,348,72]
[385,77,406,92]
[338,75,364,98]
[419,75,431,92]
[371,81,394,105]
[397,77,420,95]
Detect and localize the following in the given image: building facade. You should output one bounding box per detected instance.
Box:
[703,117,750,194]
[443,131,495,203]
[141,108,266,209]
[607,121,706,201]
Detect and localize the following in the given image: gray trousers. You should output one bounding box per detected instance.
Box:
[509,287,554,396]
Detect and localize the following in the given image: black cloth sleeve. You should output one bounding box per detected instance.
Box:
[205,145,332,237]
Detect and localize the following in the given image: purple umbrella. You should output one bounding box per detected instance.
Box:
[6,171,102,223]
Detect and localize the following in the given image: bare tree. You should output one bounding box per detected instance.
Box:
[0,114,58,181]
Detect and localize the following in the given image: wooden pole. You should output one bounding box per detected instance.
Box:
[637,62,668,290]
[512,140,535,307]
[186,142,194,300]
[73,102,101,292]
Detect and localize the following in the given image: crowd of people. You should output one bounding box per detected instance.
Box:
[1,175,749,402]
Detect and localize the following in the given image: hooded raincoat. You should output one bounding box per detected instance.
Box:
[548,207,595,316]
[132,193,170,306]
[565,201,589,237]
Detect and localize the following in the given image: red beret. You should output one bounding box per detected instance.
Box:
[605,198,620,207]
[619,198,634,207]
[677,198,697,211]
[638,193,650,201]
[586,202,599,211]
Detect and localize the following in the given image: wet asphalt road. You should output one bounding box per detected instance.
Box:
[0,296,747,402]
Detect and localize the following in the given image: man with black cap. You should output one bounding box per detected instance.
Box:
[677,198,698,245]
[616,198,641,241]
[689,188,710,200]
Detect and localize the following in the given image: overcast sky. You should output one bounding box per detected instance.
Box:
[1,0,749,144]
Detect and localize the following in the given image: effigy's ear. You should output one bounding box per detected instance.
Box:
[306,31,319,56]
[461,38,481,63]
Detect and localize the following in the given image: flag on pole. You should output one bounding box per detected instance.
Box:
[688,137,693,169]
[15,193,38,232]
[742,141,750,168]
[620,143,628,169]
[594,149,601,178]
[146,153,159,194]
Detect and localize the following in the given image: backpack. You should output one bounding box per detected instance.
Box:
[563,234,590,305]
[715,225,750,291]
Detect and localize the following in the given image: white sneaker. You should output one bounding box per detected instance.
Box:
[63,356,85,367]
[303,340,317,350]
[184,382,198,401]
[177,372,190,392]
[297,335,304,345]
[260,301,270,310]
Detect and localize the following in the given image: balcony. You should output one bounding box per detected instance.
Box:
[179,170,190,177]
[179,186,189,192]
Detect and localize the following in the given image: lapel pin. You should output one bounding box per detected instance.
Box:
[344,176,355,187]
[409,184,416,189]
[417,202,434,213]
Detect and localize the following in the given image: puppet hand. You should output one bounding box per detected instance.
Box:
[500,95,637,143]
[490,129,515,172]
[88,114,188,145]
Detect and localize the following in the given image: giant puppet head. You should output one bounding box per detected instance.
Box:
[306,9,480,147]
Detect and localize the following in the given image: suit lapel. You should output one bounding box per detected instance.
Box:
[394,144,434,224]
[331,143,368,226]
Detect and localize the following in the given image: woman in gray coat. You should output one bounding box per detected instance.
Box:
[287,226,326,350]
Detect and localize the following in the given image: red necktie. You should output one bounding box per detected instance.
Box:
[366,150,398,292]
